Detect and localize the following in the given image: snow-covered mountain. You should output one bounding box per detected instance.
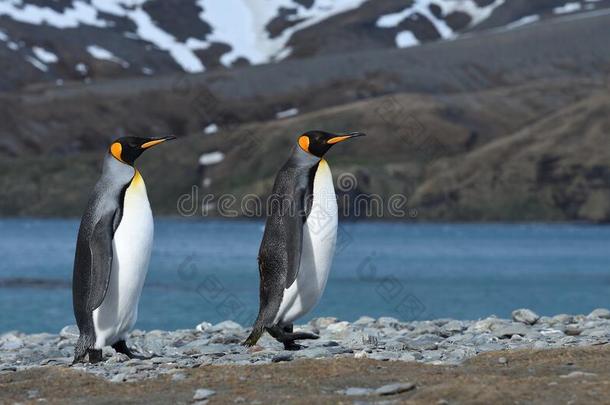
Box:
[0,0,608,90]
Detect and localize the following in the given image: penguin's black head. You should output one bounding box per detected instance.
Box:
[298,130,365,158]
[109,136,176,165]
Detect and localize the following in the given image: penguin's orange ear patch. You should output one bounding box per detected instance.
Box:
[110,142,123,162]
[298,135,310,153]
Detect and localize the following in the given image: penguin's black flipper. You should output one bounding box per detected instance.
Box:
[274,163,318,289]
[72,206,121,362]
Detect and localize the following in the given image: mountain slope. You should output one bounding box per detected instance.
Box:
[411,93,610,222]
[1,0,608,90]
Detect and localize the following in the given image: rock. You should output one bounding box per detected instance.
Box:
[327,321,350,334]
[376,317,401,328]
[402,334,443,351]
[580,329,609,338]
[512,309,540,325]
[411,323,441,336]
[272,354,293,363]
[494,324,529,339]
[498,357,508,365]
[375,382,415,396]
[295,347,330,359]
[27,389,39,399]
[209,321,242,332]
[338,387,374,396]
[195,322,213,332]
[588,308,610,319]
[354,316,375,326]
[443,320,466,334]
[193,388,216,400]
[111,373,127,383]
[59,325,79,339]
[171,372,187,382]
[560,371,598,378]
[354,350,368,359]
[368,351,402,361]
[533,341,548,349]
[470,317,505,333]
[565,326,582,336]
[551,314,573,324]
[1,337,23,350]
[400,353,417,362]
[309,317,338,330]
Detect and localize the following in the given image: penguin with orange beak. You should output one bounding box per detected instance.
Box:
[245,131,365,350]
[72,136,175,363]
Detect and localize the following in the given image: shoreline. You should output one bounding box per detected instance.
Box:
[2,309,609,380]
[2,309,610,403]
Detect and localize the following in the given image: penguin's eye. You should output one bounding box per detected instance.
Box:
[110,142,123,162]
[298,136,310,153]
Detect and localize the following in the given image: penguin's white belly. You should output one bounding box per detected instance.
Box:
[275,160,337,325]
[93,172,153,348]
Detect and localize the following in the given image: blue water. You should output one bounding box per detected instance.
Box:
[1,219,609,334]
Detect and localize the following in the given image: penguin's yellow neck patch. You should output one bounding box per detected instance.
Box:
[110,142,124,163]
[131,170,144,187]
[298,136,310,153]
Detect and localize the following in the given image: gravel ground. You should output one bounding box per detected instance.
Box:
[2,308,610,384]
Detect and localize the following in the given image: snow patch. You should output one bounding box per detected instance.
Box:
[198,151,225,166]
[505,14,540,30]
[127,7,205,73]
[198,0,368,66]
[32,47,58,64]
[204,123,219,135]
[377,0,504,45]
[276,108,299,119]
[0,0,106,29]
[86,45,129,67]
[554,3,582,14]
[25,56,48,72]
[395,31,419,48]
[75,63,88,75]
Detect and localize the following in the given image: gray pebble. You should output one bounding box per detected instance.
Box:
[4,309,610,382]
[512,309,540,325]
[193,388,216,400]
[171,372,187,381]
[272,354,293,363]
[375,382,415,396]
[338,387,374,396]
[588,308,610,320]
[494,324,529,339]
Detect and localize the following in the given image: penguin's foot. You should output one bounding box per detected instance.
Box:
[289,332,319,341]
[88,349,103,364]
[283,341,306,351]
[268,326,320,346]
[112,340,151,360]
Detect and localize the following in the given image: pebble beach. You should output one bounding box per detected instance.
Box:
[2,308,610,384]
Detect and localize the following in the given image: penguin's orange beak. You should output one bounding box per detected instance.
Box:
[327,132,366,145]
[141,136,177,149]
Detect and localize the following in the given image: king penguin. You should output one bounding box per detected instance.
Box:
[72,135,175,363]
[244,130,365,350]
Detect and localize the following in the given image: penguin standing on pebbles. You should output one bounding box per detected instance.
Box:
[72,136,175,364]
[245,130,365,350]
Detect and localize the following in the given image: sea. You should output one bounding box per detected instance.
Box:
[1,219,609,334]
